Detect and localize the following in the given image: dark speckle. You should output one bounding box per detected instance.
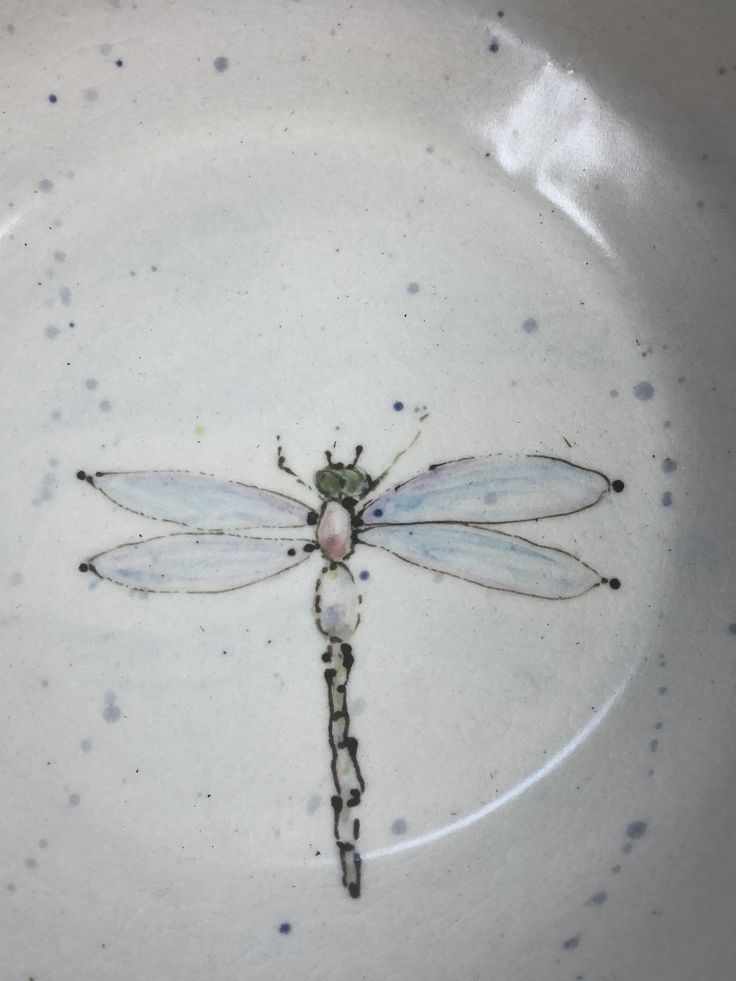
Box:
[38,179,54,193]
[69,793,81,806]
[587,891,607,906]
[99,400,111,412]
[634,381,654,401]
[391,818,408,835]
[407,282,420,294]
[626,820,647,840]
[38,839,48,849]
[650,739,659,752]
[115,59,124,67]
[214,56,229,72]
[24,858,37,870]
[562,935,581,951]
[658,686,667,695]
[48,93,58,103]
[359,570,369,581]
[278,922,291,935]
[80,739,92,752]
[45,325,59,339]
[53,250,66,262]
[728,623,736,635]
[488,40,500,53]
[662,458,678,473]
[393,401,404,412]
[85,378,98,390]
[610,864,622,874]
[99,43,112,55]
[610,388,619,398]
[59,286,71,306]
[717,66,727,75]
[83,87,99,102]
[5,883,16,892]
[522,317,538,334]
[661,491,673,507]
[497,9,504,16]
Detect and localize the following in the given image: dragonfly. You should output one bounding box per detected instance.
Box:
[77,431,623,899]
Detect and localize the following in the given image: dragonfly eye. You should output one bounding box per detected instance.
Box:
[342,465,372,500]
[314,468,346,500]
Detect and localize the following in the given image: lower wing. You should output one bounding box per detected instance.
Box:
[358,523,602,599]
[82,533,312,593]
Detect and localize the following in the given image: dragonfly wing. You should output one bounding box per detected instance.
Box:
[85,533,312,592]
[81,470,313,529]
[358,523,602,599]
[360,455,609,525]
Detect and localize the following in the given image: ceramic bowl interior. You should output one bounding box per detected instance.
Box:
[1,1,735,979]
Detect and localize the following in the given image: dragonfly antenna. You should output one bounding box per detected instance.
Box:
[276,435,312,491]
[370,416,428,491]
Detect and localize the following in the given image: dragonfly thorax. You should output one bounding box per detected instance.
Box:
[317,501,354,562]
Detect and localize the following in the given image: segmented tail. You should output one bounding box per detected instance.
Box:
[314,562,363,897]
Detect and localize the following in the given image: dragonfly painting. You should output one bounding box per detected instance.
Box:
[77,431,622,899]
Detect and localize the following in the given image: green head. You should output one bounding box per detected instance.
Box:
[314,447,372,502]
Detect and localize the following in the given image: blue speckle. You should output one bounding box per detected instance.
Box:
[214,55,229,72]
[373,508,383,518]
[488,40,500,53]
[359,571,370,581]
[393,401,404,411]
[661,491,673,507]
[278,922,291,935]
[662,458,678,473]
[48,93,58,103]
[634,381,654,401]
[522,317,538,334]
[407,282,420,294]
[626,820,647,839]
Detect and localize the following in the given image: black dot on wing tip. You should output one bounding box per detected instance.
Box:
[307,512,318,525]
[76,470,86,480]
[287,548,296,557]
[609,578,622,590]
[612,479,625,493]
[79,563,89,573]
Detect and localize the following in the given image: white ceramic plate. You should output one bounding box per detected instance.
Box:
[2,2,735,978]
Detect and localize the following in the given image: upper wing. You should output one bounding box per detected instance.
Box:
[84,532,311,593]
[358,523,602,599]
[360,455,609,526]
[80,470,314,529]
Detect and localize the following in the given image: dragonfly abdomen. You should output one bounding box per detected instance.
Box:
[315,562,364,898]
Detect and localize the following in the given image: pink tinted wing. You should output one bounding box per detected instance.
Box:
[82,470,313,529]
[360,455,610,526]
[358,523,602,599]
[85,533,312,593]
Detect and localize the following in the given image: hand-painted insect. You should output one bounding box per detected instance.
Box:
[77,433,623,899]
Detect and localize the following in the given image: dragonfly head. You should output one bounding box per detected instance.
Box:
[314,462,372,503]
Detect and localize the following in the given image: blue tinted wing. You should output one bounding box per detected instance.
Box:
[85,533,311,593]
[360,455,609,526]
[358,523,602,599]
[80,470,313,529]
